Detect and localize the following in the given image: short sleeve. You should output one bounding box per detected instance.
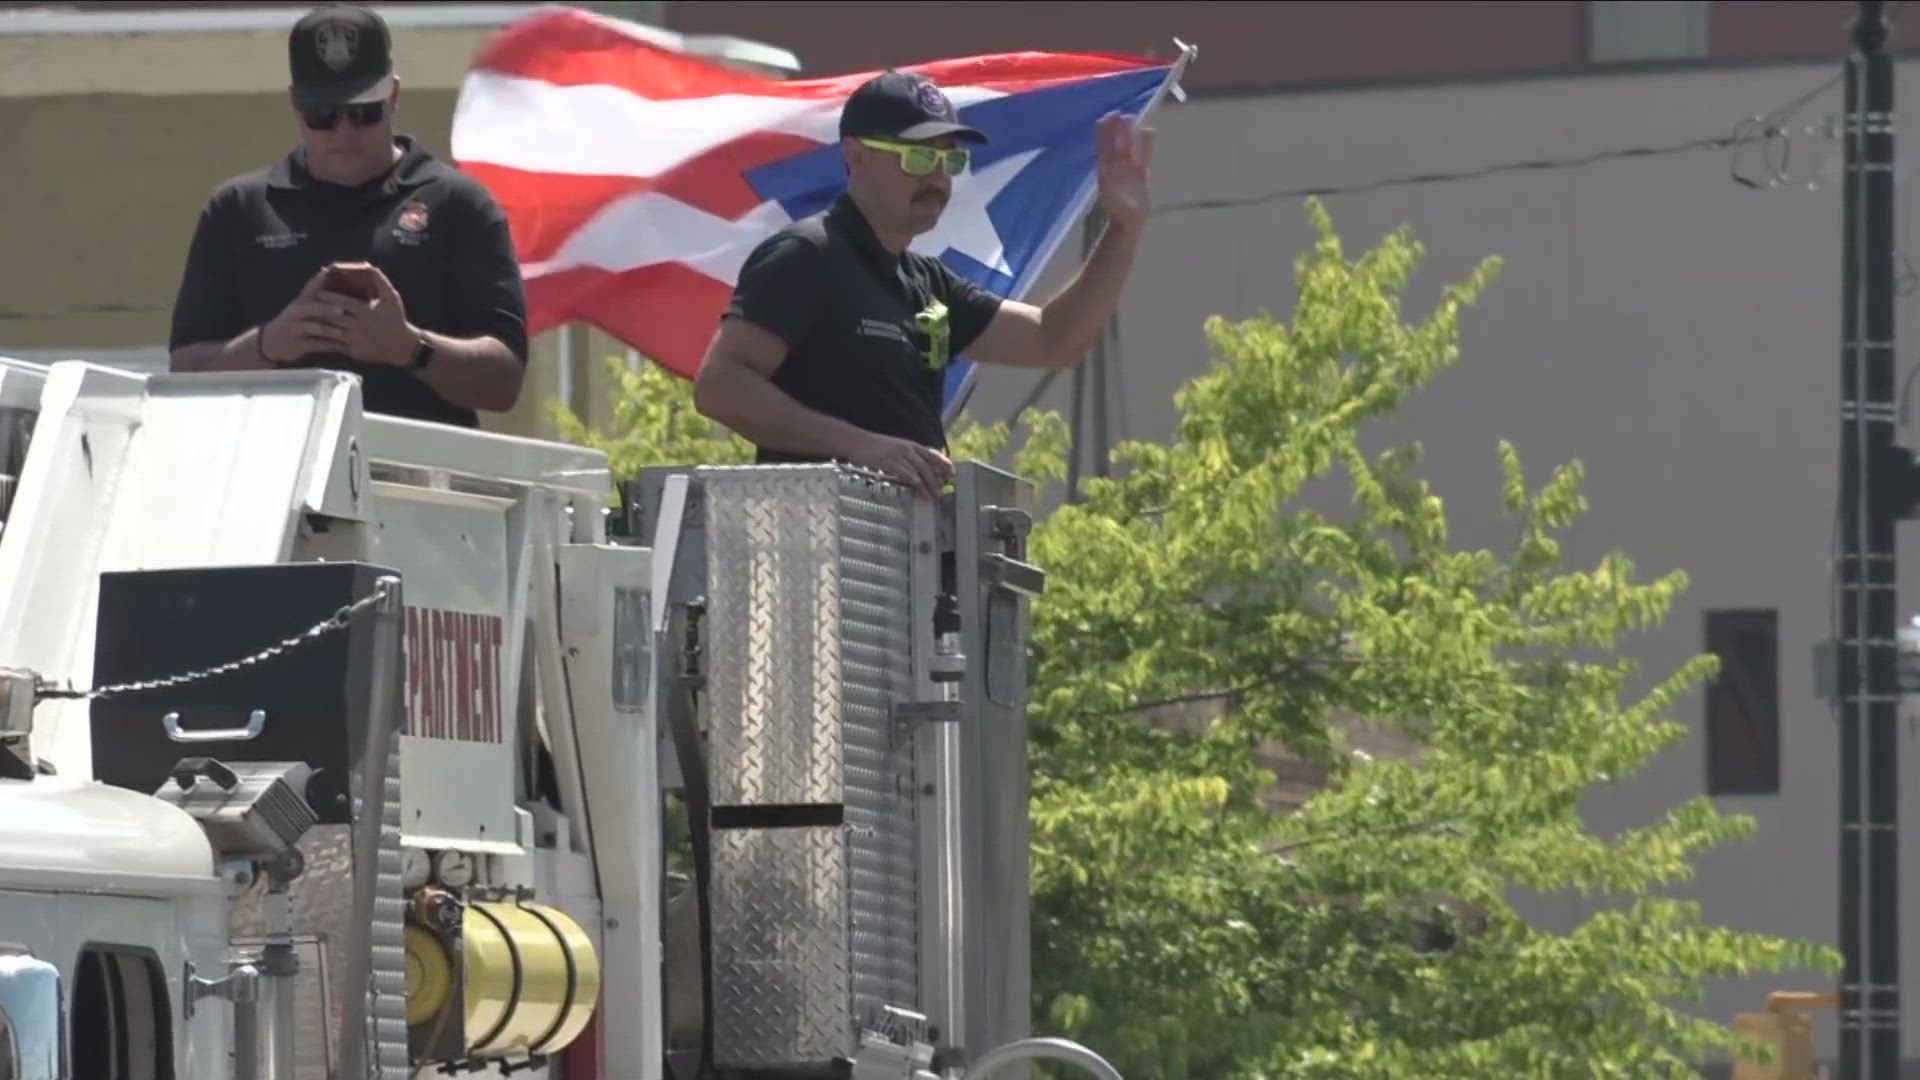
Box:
[167,189,247,351]
[447,183,531,364]
[932,263,1004,357]
[723,233,827,351]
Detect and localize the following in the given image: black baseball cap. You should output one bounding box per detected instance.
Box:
[839,71,987,145]
[288,3,395,111]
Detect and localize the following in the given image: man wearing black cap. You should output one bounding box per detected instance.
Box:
[167,2,530,428]
[693,70,1154,497]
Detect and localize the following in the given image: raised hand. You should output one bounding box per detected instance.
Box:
[1094,111,1156,231]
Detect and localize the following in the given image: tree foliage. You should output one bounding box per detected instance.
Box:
[550,199,1837,1078]
[547,356,756,477]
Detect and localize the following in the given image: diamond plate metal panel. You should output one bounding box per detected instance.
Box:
[695,466,924,1069]
[702,468,847,809]
[710,825,851,1068]
[835,480,920,1023]
[369,727,410,1078]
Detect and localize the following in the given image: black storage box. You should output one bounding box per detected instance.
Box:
[90,561,400,825]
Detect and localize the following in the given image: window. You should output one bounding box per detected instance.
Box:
[0,946,64,1080]
[69,946,172,1080]
[1705,608,1781,796]
[1587,1,1710,63]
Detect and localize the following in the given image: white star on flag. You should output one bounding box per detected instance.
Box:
[909,149,1043,275]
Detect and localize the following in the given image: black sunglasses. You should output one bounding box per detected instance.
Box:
[302,100,388,131]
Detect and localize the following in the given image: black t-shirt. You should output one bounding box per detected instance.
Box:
[723,195,1003,464]
[167,135,529,428]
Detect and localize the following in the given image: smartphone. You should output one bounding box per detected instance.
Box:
[323,262,380,302]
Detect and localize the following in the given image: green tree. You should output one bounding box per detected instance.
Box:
[547,356,756,477]
[550,199,1837,1078]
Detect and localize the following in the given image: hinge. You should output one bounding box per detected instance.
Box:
[676,598,708,690]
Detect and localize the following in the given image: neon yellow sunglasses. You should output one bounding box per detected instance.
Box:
[859,138,970,177]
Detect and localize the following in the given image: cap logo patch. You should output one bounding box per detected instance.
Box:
[913,81,954,119]
[315,21,359,72]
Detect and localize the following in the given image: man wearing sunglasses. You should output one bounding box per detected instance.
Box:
[694,70,1154,498]
[167,2,529,429]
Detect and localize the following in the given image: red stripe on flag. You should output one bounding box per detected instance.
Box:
[524,263,734,379]
[461,165,637,263]
[651,130,824,220]
[466,126,816,262]
[475,9,785,98]
[474,7,1166,98]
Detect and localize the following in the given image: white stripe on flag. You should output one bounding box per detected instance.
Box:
[452,71,1007,178]
[452,73,823,176]
[519,192,795,282]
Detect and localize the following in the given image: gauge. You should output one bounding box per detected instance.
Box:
[435,850,477,888]
[401,848,431,890]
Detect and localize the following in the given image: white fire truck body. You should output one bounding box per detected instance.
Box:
[0,357,1098,1080]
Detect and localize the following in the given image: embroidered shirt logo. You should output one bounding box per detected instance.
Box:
[857,318,912,345]
[396,200,429,232]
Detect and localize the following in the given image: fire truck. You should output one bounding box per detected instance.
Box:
[0,356,1115,1080]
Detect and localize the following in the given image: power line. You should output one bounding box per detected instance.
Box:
[1158,71,1845,213]
[999,67,1850,462]
[1158,133,1739,212]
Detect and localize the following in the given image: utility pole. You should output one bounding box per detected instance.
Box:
[1838,3,1903,1077]
[1067,211,1116,498]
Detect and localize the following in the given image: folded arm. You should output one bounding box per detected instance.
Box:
[693,319,873,460]
[167,192,263,373]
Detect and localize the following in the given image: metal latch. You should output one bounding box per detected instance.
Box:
[980,553,1046,598]
[183,958,261,1019]
[890,700,962,748]
[850,1006,940,1080]
[0,666,33,742]
[983,505,1034,542]
[979,504,1045,597]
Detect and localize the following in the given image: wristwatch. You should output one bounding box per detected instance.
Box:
[408,332,435,370]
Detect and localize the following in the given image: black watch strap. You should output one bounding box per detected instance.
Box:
[409,333,434,370]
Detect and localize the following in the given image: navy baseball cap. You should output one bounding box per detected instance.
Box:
[289,3,395,110]
[839,71,987,145]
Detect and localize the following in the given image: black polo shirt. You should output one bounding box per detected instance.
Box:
[723,194,1003,463]
[168,134,528,428]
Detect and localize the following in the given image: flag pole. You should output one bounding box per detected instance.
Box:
[942,39,1198,428]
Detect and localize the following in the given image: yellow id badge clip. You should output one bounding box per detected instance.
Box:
[915,300,952,371]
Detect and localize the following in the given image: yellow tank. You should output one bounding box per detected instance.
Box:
[404,897,602,1062]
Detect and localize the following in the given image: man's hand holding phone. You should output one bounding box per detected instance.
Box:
[259,262,415,367]
[322,262,382,302]
[258,266,350,365]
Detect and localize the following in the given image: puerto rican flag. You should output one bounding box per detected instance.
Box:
[450,7,1186,413]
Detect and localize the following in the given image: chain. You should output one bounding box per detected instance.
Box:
[33,578,394,704]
